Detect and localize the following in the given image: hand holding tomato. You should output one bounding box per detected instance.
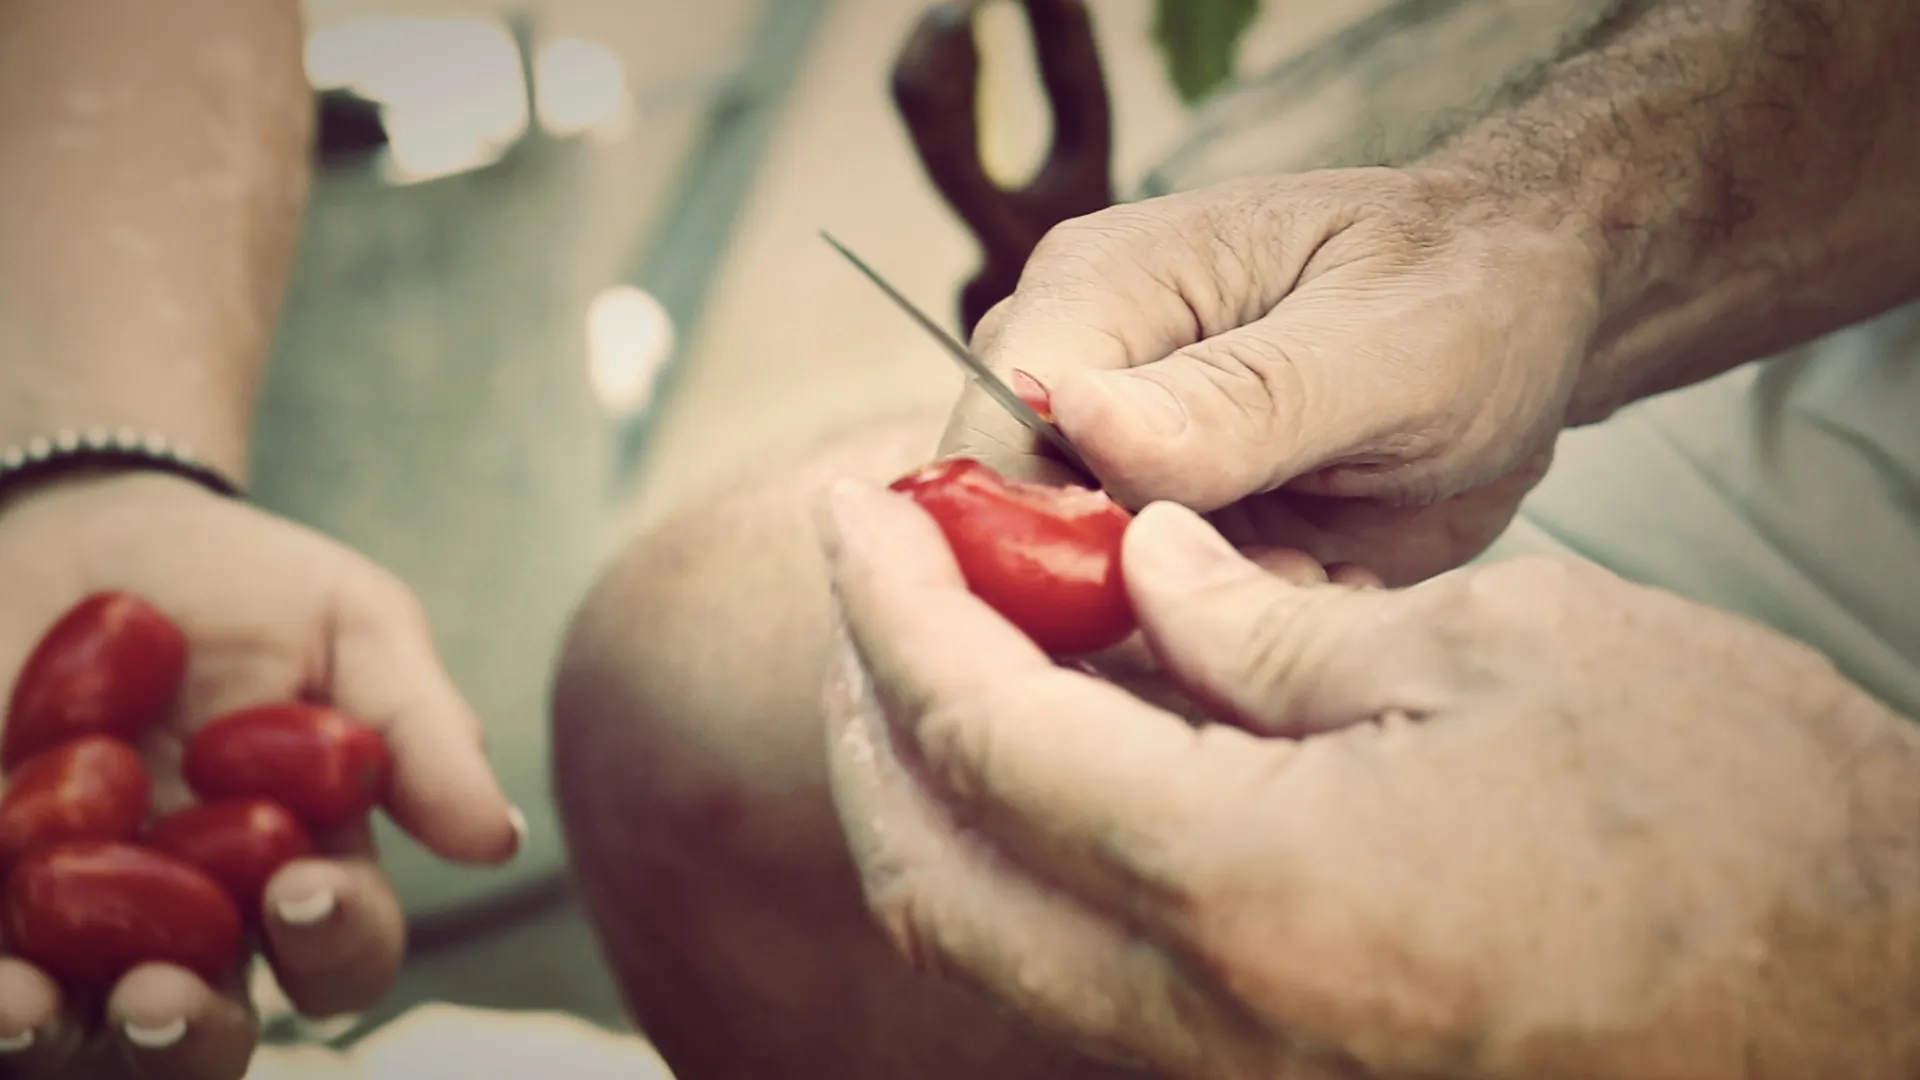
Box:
[815,479,1920,1079]
[0,473,521,1080]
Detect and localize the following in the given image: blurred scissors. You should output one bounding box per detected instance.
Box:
[821,231,1096,482]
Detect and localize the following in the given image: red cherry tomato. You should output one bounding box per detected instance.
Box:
[889,457,1136,656]
[3,841,244,988]
[3,592,188,772]
[0,736,152,872]
[182,703,392,831]
[147,799,316,919]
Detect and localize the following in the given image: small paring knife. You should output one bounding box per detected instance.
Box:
[820,231,1096,482]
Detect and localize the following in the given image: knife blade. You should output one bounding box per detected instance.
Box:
[820,231,1096,481]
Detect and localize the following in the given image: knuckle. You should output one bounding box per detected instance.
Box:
[1177,333,1306,444]
[968,297,1012,352]
[1216,586,1350,710]
[354,564,433,637]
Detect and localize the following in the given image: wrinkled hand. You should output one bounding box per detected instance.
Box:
[0,473,521,1080]
[945,167,1604,584]
[817,477,1920,1080]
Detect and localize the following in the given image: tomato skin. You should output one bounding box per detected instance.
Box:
[147,800,316,919]
[3,841,244,988]
[890,458,1136,656]
[3,592,188,772]
[182,703,391,831]
[0,736,153,873]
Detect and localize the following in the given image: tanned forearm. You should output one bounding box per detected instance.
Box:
[0,0,313,481]
[1422,0,1920,424]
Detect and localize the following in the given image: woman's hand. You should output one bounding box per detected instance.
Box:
[0,473,521,1080]
[944,167,1605,584]
[817,477,1920,1079]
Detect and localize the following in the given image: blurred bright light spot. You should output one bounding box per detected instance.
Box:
[535,37,634,142]
[587,286,677,418]
[975,1,1050,189]
[305,16,529,185]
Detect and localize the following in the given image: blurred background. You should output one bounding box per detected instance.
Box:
[246,0,1588,1069]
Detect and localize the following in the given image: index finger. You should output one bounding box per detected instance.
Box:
[937,213,1204,477]
[326,599,522,866]
[817,477,1281,928]
[934,314,1117,486]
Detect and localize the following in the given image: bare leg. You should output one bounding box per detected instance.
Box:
[551,411,1143,1080]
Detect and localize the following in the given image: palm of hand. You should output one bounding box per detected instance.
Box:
[0,472,511,1077]
[0,475,418,774]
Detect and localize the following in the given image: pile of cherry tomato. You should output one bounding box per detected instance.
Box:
[0,592,391,990]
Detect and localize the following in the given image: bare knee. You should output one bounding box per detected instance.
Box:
[550,411,942,898]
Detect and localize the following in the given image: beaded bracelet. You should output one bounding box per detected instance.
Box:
[0,427,244,505]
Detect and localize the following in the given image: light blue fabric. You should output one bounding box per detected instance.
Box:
[1480,304,1920,719]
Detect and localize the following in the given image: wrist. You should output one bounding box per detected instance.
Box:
[0,426,247,520]
[1400,160,1620,423]
[0,389,253,485]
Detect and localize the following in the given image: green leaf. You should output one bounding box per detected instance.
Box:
[1152,0,1263,106]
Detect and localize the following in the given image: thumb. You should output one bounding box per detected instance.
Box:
[1049,322,1347,513]
[327,595,522,865]
[1121,502,1395,736]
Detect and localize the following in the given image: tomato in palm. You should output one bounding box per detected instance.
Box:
[3,841,244,988]
[0,735,152,872]
[3,592,188,771]
[147,799,315,918]
[889,457,1136,656]
[182,703,391,831]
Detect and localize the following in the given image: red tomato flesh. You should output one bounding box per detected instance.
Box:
[890,457,1136,656]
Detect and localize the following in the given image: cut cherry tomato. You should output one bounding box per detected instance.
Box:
[3,841,244,988]
[147,799,315,919]
[0,735,152,872]
[890,457,1136,656]
[3,592,188,772]
[182,703,391,831]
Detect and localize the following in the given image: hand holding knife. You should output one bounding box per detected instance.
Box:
[820,232,1098,484]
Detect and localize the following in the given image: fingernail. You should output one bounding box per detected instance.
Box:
[1009,368,1055,421]
[123,1017,187,1050]
[1091,371,1187,437]
[505,805,528,855]
[274,886,337,928]
[1126,502,1247,584]
[0,1029,32,1053]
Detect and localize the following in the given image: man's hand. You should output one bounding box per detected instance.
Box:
[817,477,1920,1079]
[943,168,1603,584]
[0,474,521,1080]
